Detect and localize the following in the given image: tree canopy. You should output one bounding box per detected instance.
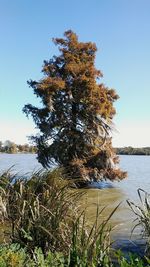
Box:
[23,30,126,182]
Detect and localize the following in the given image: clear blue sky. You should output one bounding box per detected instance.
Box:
[0,0,150,146]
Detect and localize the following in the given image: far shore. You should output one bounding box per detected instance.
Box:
[1,147,150,156]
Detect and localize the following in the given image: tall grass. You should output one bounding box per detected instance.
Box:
[0,168,115,266]
[127,188,150,256]
[0,169,83,254]
[67,205,120,266]
[1,171,150,266]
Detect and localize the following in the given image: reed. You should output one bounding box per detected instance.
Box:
[2,170,150,265]
[127,188,150,256]
[0,168,115,265]
[0,169,84,254]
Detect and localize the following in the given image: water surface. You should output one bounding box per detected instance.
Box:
[0,154,150,243]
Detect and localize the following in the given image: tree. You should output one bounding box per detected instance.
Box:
[9,142,17,154]
[23,30,126,182]
[3,140,17,153]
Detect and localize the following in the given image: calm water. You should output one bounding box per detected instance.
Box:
[0,153,42,175]
[0,154,150,243]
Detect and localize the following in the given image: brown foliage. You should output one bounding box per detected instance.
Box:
[23,30,126,182]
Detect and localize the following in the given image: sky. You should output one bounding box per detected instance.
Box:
[0,0,150,147]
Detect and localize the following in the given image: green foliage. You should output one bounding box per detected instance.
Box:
[0,243,30,267]
[23,30,126,182]
[0,244,66,267]
[1,244,150,266]
[115,251,150,267]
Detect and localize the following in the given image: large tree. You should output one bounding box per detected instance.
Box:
[23,30,126,182]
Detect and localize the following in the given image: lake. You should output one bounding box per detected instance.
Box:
[0,153,150,248]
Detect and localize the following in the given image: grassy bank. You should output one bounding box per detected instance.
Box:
[0,169,150,266]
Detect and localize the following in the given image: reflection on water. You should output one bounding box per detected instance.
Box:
[0,154,150,242]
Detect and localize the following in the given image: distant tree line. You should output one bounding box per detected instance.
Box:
[1,141,149,156]
[0,140,37,154]
[116,146,150,155]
